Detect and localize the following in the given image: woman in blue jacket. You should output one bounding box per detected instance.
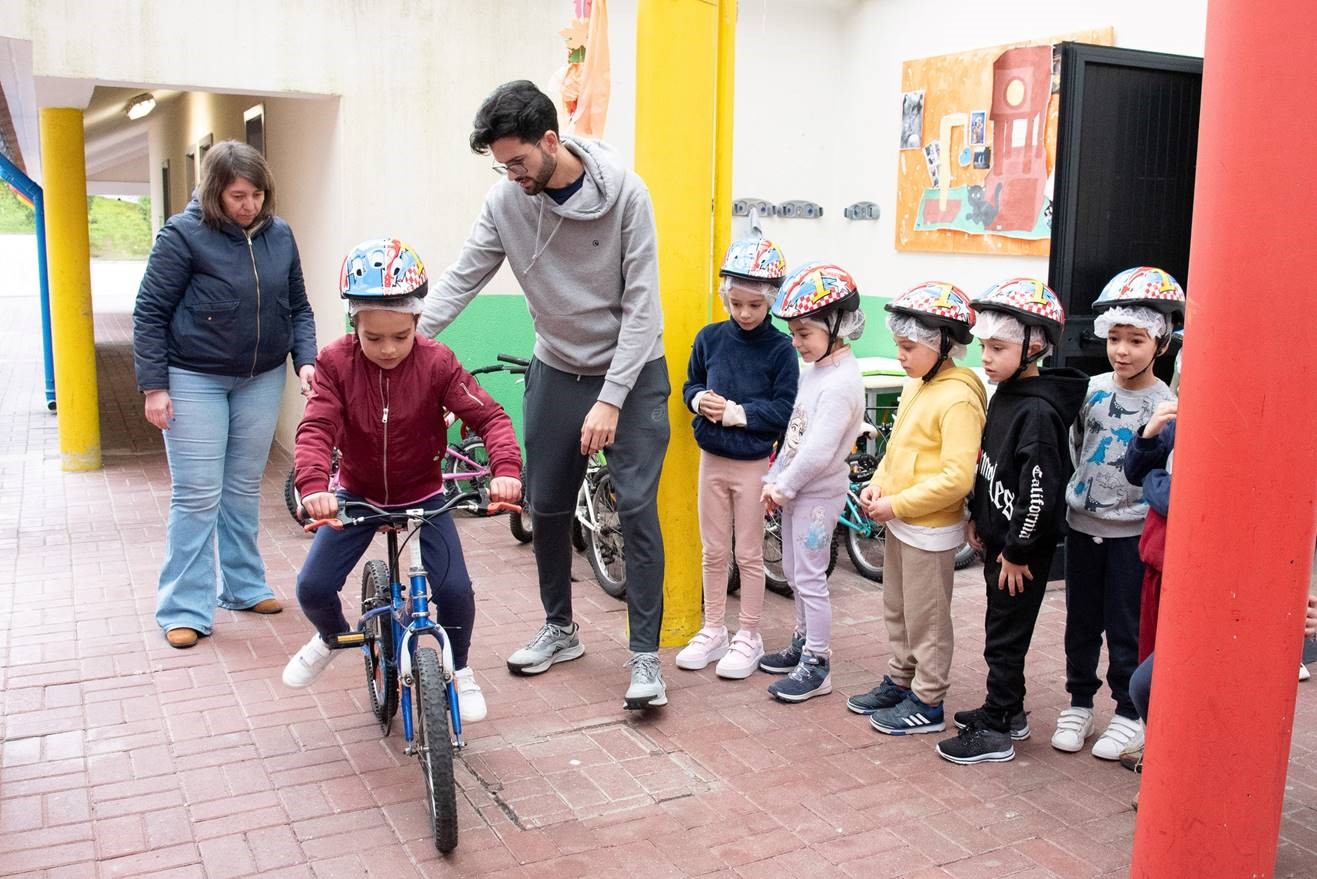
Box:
[133,140,317,648]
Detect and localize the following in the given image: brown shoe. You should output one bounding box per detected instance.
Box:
[166,628,200,648]
[244,599,283,614]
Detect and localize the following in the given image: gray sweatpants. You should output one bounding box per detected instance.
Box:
[523,357,671,652]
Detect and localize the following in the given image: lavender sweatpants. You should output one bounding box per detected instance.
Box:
[781,492,846,657]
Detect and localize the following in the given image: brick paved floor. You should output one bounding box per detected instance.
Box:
[1,293,1314,878]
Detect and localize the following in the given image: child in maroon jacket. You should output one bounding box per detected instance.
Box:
[281,239,521,724]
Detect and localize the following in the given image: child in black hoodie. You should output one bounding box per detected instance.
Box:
[935,278,1088,765]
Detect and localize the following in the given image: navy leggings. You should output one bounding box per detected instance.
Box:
[1130,652,1154,723]
[295,491,475,669]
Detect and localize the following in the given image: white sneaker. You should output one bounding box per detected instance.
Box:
[1051,706,1095,752]
[455,667,487,723]
[675,626,729,670]
[1300,663,1310,682]
[715,630,764,680]
[282,635,336,688]
[1093,716,1144,761]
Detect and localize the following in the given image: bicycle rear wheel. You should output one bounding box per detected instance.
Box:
[954,542,979,570]
[845,520,886,582]
[283,468,309,528]
[762,510,791,597]
[585,471,627,599]
[361,561,398,730]
[414,647,459,853]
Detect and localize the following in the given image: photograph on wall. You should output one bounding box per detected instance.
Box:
[899,90,924,149]
[894,28,1114,256]
[969,110,986,145]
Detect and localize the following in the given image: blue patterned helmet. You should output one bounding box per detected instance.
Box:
[720,237,788,285]
[339,238,428,301]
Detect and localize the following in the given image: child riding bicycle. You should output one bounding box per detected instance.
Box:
[282,238,522,724]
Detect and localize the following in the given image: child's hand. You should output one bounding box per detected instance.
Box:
[489,476,522,505]
[761,483,782,513]
[1143,400,1179,438]
[868,497,896,523]
[858,483,882,516]
[997,553,1033,596]
[966,520,983,551]
[302,491,338,520]
[1305,594,1316,639]
[698,391,727,422]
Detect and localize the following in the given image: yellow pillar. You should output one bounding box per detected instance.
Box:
[710,0,736,323]
[636,0,724,646]
[40,108,101,471]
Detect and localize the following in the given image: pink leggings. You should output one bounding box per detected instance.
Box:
[698,451,772,633]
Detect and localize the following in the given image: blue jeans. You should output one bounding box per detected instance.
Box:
[155,366,286,634]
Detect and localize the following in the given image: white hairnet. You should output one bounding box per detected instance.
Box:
[719,275,777,308]
[969,310,1025,343]
[348,296,425,318]
[799,306,866,341]
[1093,305,1170,340]
[887,314,968,361]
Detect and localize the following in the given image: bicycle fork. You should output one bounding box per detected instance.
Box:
[396,512,465,753]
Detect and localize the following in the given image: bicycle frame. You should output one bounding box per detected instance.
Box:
[572,451,608,538]
[355,511,466,748]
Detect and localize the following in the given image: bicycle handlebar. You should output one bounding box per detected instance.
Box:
[496,353,531,367]
[303,491,523,533]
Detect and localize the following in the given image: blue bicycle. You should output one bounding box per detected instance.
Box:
[304,490,515,853]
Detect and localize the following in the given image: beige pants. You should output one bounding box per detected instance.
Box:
[883,533,957,705]
[698,451,772,633]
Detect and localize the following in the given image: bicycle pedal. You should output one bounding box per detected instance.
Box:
[325,632,371,649]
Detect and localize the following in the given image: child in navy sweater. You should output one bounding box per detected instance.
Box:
[677,238,798,679]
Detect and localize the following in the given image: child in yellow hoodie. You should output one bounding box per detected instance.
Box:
[851,283,986,735]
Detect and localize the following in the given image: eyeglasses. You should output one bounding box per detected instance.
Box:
[491,138,544,176]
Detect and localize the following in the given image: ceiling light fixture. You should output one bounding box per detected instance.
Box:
[125,93,156,121]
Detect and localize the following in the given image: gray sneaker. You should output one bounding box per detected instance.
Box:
[506,622,585,675]
[623,652,667,709]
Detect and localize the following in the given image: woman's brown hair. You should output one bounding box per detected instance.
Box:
[197,140,276,229]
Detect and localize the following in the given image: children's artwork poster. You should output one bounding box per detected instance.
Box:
[894,28,1114,256]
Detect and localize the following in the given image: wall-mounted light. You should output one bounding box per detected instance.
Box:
[125,93,156,121]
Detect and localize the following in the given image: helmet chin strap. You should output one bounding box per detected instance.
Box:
[1009,325,1050,381]
[1128,335,1171,381]
[921,328,952,382]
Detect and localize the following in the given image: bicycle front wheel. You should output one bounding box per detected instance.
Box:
[585,471,627,599]
[508,467,533,544]
[845,520,887,583]
[414,647,458,853]
[284,468,309,528]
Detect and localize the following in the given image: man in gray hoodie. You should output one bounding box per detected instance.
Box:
[419,80,670,710]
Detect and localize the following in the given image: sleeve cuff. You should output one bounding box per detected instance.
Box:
[598,380,630,409]
[721,400,747,427]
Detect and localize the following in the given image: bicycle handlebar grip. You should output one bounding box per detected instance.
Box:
[483,501,523,516]
[496,353,531,367]
[303,517,346,533]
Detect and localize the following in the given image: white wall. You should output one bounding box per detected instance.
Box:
[729,0,1208,300]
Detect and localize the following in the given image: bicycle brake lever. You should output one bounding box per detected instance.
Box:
[303,517,346,533]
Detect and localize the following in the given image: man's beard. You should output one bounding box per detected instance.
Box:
[520,151,557,195]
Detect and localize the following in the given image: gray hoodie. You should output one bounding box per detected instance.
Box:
[418,137,664,408]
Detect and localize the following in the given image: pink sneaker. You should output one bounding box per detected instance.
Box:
[715,630,764,680]
[675,627,729,670]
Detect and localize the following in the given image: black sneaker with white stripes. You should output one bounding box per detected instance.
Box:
[869,692,945,735]
[936,724,1016,764]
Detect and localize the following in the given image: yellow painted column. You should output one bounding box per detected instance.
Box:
[39,108,101,471]
[710,0,736,323]
[635,0,721,646]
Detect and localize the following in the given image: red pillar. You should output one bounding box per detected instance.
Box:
[1129,1,1317,876]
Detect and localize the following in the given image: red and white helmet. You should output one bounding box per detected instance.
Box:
[971,277,1066,349]
[1094,266,1186,323]
[885,281,976,345]
[774,262,865,343]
